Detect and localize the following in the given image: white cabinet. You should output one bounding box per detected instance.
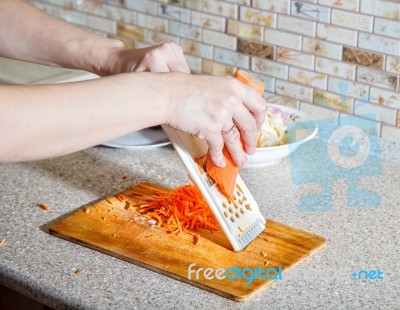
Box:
[0,57,98,84]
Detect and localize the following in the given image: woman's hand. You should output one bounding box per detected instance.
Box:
[99,42,266,168]
[98,42,266,168]
[99,42,190,76]
[163,73,267,167]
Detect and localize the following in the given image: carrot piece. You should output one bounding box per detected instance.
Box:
[233,69,265,96]
[115,194,125,202]
[129,191,145,197]
[205,70,264,199]
[192,233,200,245]
[274,127,281,137]
[205,147,238,199]
[38,203,49,211]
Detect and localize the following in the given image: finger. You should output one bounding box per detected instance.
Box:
[167,61,190,74]
[232,106,259,155]
[206,134,226,167]
[222,124,248,167]
[236,81,267,135]
[237,82,267,116]
[251,101,267,132]
[160,42,191,73]
[253,109,266,132]
[148,61,170,73]
[168,50,191,74]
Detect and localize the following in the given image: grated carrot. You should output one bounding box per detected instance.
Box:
[38,203,49,211]
[191,233,200,245]
[131,184,220,236]
[274,127,281,138]
[115,194,125,202]
[130,191,145,197]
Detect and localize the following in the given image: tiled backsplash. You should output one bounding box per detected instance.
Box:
[28,0,400,141]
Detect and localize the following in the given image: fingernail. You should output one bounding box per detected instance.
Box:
[245,144,255,155]
[257,97,266,109]
[218,155,226,167]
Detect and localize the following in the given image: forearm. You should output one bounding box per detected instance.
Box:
[0,0,122,75]
[0,73,168,163]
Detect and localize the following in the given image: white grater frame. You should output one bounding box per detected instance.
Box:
[162,125,266,251]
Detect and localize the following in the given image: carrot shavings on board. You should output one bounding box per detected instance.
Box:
[191,233,200,245]
[115,194,125,202]
[131,184,220,237]
[130,191,145,197]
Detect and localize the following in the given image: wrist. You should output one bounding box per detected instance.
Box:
[95,42,126,76]
[157,73,175,126]
[68,37,124,76]
[121,72,173,127]
[162,72,187,126]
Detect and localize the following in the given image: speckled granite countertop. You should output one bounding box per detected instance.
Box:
[0,137,399,309]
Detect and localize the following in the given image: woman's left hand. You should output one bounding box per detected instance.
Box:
[99,42,190,76]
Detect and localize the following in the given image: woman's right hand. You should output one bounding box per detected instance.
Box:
[162,73,267,168]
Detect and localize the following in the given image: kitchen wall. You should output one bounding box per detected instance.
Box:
[28,0,400,141]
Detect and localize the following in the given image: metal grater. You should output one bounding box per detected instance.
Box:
[162,125,266,251]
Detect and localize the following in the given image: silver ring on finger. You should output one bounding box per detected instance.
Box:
[221,124,238,135]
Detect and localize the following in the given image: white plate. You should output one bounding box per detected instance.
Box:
[101,127,171,149]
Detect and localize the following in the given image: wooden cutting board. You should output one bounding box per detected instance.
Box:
[49,183,326,301]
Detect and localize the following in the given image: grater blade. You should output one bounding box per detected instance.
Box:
[162,125,266,251]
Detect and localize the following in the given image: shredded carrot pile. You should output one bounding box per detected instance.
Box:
[130,183,220,235]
